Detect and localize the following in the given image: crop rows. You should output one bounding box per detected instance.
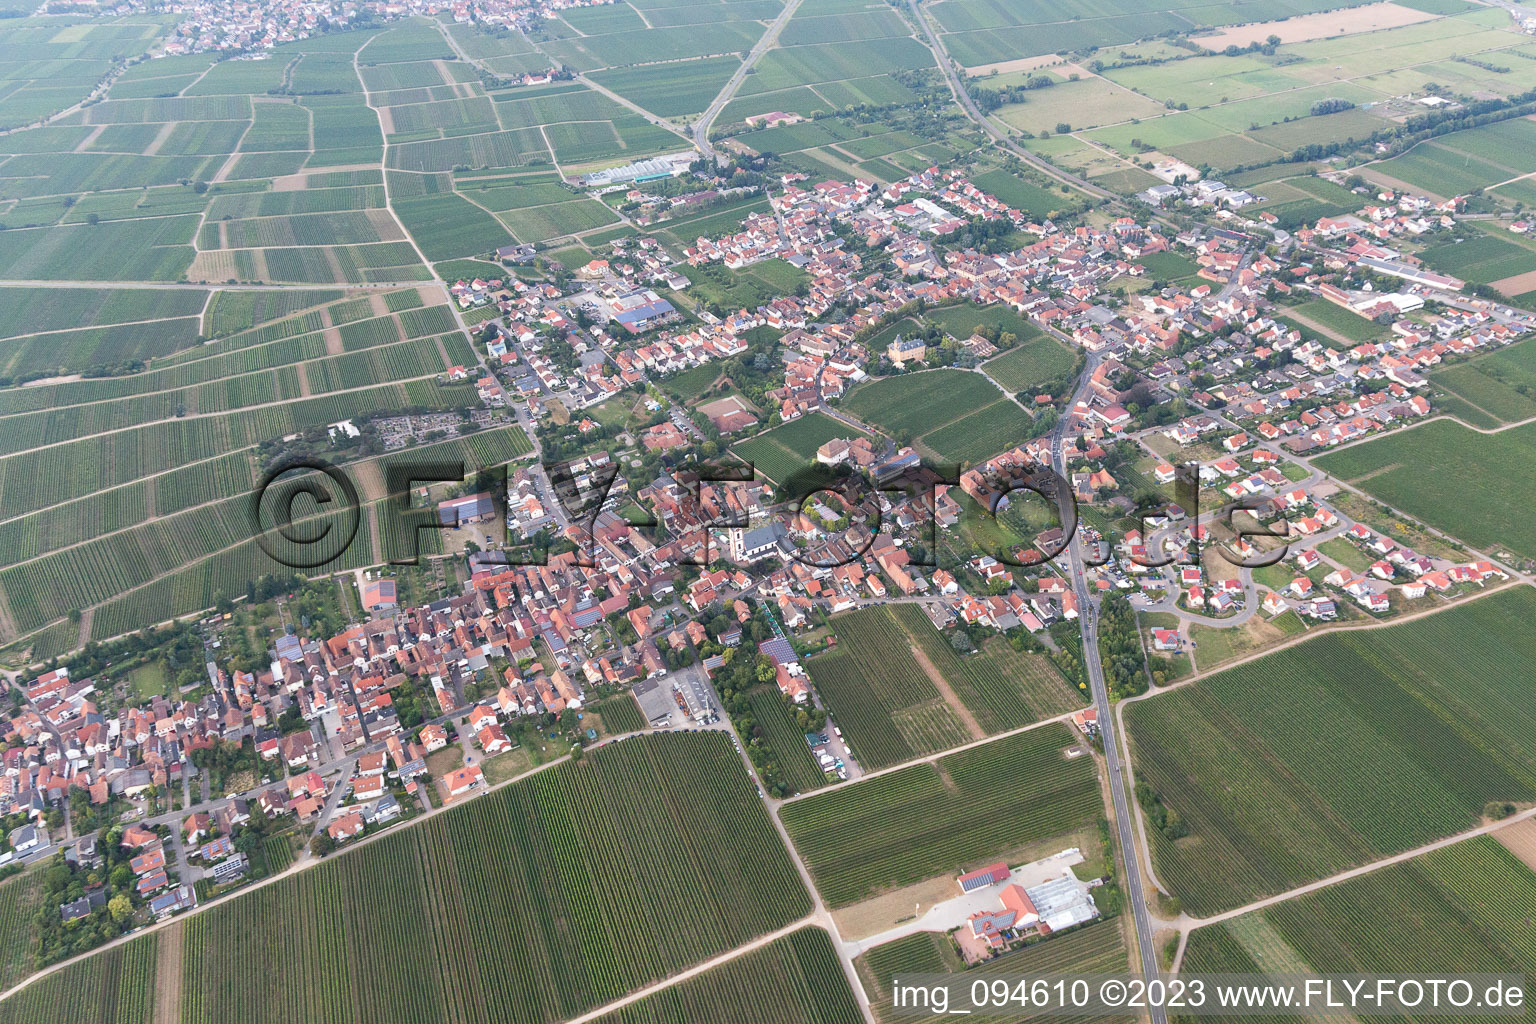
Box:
[807,606,971,770]
[0,934,157,1024]
[842,369,1005,439]
[0,488,172,588]
[590,694,646,734]
[891,604,1084,730]
[0,382,462,525]
[0,286,207,342]
[589,928,862,1024]
[3,419,531,636]
[1125,587,1536,916]
[212,210,390,249]
[860,921,1130,1024]
[1185,837,1536,1008]
[748,685,828,793]
[0,870,42,992]
[24,427,527,646]
[86,503,380,642]
[12,734,807,1024]
[781,725,1100,906]
[302,338,448,392]
[0,317,205,379]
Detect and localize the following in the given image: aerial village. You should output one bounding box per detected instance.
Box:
[2,153,1528,968]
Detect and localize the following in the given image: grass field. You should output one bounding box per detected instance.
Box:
[808,606,972,771]
[1182,836,1536,1011]
[1124,587,1536,915]
[780,724,1101,907]
[0,732,809,1024]
[1313,418,1536,559]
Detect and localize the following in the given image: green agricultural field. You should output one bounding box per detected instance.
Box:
[748,686,829,794]
[980,336,1077,394]
[859,921,1131,1024]
[808,606,971,770]
[677,259,808,312]
[1369,118,1536,197]
[780,724,1101,907]
[392,192,513,260]
[926,301,1041,343]
[890,604,1085,732]
[0,870,43,992]
[968,168,1069,219]
[740,37,935,94]
[1182,836,1536,1012]
[0,732,809,1024]
[842,369,1028,465]
[589,928,862,1024]
[1286,297,1384,343]
[1432,336,1536,423]
[652,196,772,247]
[0,934,158,1024]
[1124,587,1536,916]
[843,368,1002,437]
[590,56,741,117]
[1314,417,1536,559]
[590,694,647,734]
[732,411,866,484]
[501,198,619,243]
[994,77,1166,136]
[1420,233,1534,288]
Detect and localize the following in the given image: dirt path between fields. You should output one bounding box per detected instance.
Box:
[910,644,984,740]
[143,121,176,157]
[152,924,182,1024]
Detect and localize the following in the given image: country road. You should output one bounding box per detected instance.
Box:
[693,0,805,158]
[1051,351,1170,1024]
[904,0,1113,201]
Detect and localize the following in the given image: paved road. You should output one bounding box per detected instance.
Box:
[905,0,1113,201]
[692,0,806,158]
[1050,356,1169,1024]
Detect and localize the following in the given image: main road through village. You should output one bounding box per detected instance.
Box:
[1054,354,1170,1024]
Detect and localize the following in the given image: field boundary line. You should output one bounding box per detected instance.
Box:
[559,916,821,1024]
[1178,804,1536,933]
[0,371,450,458]
[775,702,1080,806]
[1119,579,1524,703]
[0,725,635,1005]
